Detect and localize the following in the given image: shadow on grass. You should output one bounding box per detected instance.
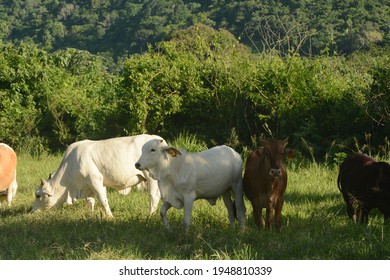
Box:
[0,203,250,260]
[1,197,390,260]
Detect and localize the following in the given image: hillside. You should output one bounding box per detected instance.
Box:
[1,0,390,60]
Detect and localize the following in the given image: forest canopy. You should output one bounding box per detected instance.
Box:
[1,0,390,60]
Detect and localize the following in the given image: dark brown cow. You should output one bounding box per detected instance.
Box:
[243,139,288,232]
[337,153,390,224]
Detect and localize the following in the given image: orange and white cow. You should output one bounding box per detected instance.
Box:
[0,143,18,207]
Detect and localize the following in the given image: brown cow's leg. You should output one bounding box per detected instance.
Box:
[265,207,275,230]
[274,197,284,232]
[252,203,264,229]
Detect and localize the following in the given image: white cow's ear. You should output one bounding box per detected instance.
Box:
[164,146,182,157]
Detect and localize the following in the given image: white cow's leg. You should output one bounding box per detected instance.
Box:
[160,201,172,229]
[147,178,161,215]
[6,179,18,207]
[232,180,246,228]
[222,191,236,228]
[98,186,113,217]
[86,197,95,211]
[89,175,113,217]
[183,195,195,231]
[6,188,12,207]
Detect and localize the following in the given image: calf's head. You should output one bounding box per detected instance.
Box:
[135,138,180,178]
[261,138,288,178]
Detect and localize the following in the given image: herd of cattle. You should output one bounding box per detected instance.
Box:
[1,134,390,230]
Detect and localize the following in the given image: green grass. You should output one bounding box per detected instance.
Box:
[1,154,390,260]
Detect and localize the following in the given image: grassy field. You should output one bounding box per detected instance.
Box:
[1,152,390,260]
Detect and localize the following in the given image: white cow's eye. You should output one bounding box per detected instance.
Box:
[151,149,156,152]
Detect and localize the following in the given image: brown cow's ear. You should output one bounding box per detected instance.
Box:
[164,147,182,157]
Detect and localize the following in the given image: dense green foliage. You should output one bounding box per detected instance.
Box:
[1,0,390,59]
[2,1,390,158]
[1,25,390,159]
[0,42,118,152]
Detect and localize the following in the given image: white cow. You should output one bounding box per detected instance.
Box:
[135,138,246,230]
[0,143,18,207]
[33,134,166,216]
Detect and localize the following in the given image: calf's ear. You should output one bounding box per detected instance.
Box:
[164,146,182,157]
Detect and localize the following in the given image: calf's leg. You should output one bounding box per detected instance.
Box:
[147,178,160,215]
[160,201,172,230]
[183,194,195,231]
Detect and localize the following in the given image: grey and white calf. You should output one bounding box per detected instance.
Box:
[135,138,246,230]
[33,134,165,216]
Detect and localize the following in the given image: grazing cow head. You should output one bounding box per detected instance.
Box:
[32,179,55,212]
[261,138,288,178]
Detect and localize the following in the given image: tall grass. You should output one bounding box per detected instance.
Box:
[1,142,390,260]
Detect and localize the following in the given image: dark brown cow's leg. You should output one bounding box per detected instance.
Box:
[344,194,355,221]
[357,206,369,224]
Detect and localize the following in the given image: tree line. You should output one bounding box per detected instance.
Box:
[1,25,390,160]
[1,0,390,61]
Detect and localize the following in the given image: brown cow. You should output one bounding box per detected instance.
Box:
[243,138,288,232]
[0,143,18,207]
[337,153,390,224]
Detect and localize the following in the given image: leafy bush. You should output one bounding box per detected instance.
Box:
[1,29,390,160]
[0,42,117,152]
